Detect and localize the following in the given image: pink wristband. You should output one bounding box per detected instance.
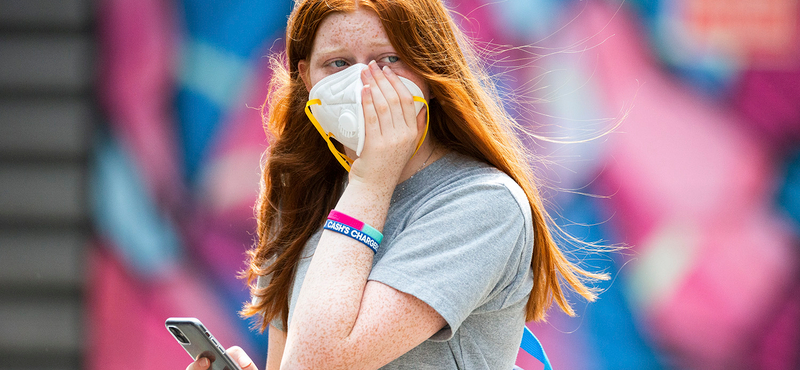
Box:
[328,210,384,244]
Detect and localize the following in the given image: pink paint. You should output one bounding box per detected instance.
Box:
[560,2,799,367]
[97,0,185,209]
[86,244,250,370]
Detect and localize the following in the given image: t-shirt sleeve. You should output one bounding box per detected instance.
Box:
[254,274,287,332]
[368,176,531,341]
[269,317,286,332]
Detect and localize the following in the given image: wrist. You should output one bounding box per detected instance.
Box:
[335,179,393,232]
[344,176,395,201]
[347,165,404,192]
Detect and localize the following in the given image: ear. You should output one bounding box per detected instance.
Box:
[297,59,312,92]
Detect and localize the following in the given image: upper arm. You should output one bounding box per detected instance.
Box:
[278,268,445,370]
[267,325,286,370]
[338,280,446,369]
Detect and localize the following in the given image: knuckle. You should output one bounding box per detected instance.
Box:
[376,105,390,116]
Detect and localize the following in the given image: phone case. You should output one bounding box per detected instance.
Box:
[165,317,244,370]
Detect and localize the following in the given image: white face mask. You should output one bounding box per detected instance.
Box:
[304,63,429,171]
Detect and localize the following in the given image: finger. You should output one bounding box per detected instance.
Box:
[368,61,406,131]
[361,70,381,138]
[362,63,391,132]
[186,356,210,370]
[227,346,259,370]
[381,65,417,130]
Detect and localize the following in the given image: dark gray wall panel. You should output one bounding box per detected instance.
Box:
[0,297,82,354]
[0,99,91,157]
[0,230,86,288]
[0,0,90,29]
[0,163,86,222]
[0,36,93,92]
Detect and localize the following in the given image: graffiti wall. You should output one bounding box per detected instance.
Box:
[88,0,800,368]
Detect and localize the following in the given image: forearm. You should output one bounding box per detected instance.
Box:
[281,180,393,369]
[267,326,286,370]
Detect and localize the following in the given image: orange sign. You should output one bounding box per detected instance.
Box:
[683,0,799,68]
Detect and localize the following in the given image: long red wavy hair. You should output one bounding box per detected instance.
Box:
[241,0,607,331]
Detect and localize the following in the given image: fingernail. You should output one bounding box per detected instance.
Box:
[382,65,392,74]
[237,353,253,368]
[199,357,210,368]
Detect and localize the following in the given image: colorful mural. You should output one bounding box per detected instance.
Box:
[88,0,800,368]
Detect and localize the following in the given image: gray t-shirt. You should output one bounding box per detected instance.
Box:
[263,152,534,369]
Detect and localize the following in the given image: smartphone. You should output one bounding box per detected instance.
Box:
[165,317,244,370]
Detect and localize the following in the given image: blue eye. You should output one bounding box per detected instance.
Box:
[332,60,347,68]
[385,55,399,63]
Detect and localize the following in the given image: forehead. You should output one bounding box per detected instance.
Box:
[312,8,390,54]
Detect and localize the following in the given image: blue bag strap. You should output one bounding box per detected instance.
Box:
[520,326,553,370]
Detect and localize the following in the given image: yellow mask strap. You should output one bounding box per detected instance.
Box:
[411,96,430,160]
[305,99,354,171]
[304,97,430,172]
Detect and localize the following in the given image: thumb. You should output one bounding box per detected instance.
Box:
[226,346,258,370]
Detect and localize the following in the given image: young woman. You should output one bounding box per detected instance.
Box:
[187,0,604,369]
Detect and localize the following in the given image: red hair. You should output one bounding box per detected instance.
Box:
[241,0,607,330]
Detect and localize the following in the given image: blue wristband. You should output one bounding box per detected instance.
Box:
[323,219,379,254]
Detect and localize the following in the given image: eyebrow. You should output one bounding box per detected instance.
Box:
[314,40,395,57]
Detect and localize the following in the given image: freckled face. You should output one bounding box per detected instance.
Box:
[298,8,430,101]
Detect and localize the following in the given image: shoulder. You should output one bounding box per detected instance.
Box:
[385,151,533,252]
[413,152,532,224]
